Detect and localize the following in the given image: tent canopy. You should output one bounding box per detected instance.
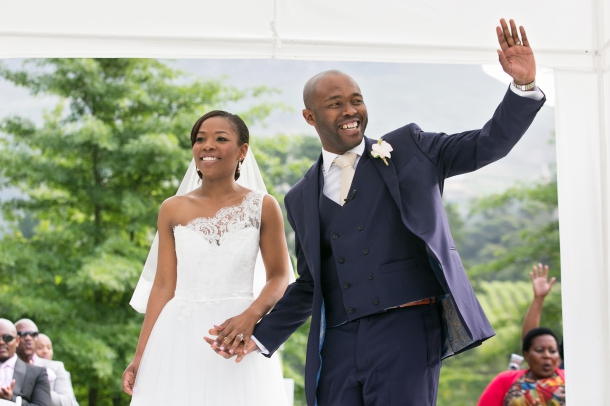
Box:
[0,1,598,68]
[1,1,608,403]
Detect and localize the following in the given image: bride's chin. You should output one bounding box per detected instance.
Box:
[199,171,235,182]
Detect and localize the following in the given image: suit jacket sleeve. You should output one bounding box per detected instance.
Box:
[49,363,79,406]
[411,86,545,179]
[252,202,315,356]
[18,368,52,406]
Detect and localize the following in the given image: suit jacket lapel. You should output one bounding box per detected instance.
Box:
[366,137,403,212]
[301,156,322,281]
[13,358,26,397]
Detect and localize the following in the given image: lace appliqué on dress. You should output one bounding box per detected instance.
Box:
[181,190,263,246]
[172,190,265,321]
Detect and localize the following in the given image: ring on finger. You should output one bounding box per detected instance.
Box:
[515,39,522,45]
[236,333,244,340]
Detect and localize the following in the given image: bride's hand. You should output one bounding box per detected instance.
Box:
[209,311,258,355]
[122,359,140,395]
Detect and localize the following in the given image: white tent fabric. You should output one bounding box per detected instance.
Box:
[1,0,608,403]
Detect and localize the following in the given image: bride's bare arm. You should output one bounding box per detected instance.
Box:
[122,199,178,395]
[209,194,291,356]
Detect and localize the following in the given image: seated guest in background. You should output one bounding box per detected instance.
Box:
[0,318,51,405]
[15,320,78,406]
[478,327,565,406]
[36,334,53,361]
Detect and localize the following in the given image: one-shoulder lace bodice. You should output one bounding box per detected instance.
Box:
[172,190,264,307]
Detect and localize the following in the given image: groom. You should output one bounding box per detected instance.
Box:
[212,19,545,405]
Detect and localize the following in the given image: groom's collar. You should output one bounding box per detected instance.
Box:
[321,137,366,174]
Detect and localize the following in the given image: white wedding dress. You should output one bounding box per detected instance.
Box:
[130,190,288,405]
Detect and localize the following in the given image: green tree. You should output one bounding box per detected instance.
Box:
[250,133,320,254]
[0,58,277,405]
[461,171,559,281]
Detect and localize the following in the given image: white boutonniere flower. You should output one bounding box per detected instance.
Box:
[371,138,393,166]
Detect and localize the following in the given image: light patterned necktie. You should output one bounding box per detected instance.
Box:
[332,152,358,206]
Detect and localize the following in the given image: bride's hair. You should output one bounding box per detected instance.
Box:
[190,110,250,181]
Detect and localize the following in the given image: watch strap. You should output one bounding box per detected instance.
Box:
[512,79,536,91]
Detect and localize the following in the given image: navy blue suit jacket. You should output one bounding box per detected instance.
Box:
[253,86,546,405]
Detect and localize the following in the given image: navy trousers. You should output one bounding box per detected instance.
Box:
[316,303,442,406]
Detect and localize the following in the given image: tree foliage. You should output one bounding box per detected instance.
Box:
[0,58,278,405]
[449,171,559,281]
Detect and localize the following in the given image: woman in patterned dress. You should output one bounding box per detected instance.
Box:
[478,327,565,406]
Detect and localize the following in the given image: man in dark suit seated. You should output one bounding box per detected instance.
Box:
[15,320,78,406]
[0,319,51,406]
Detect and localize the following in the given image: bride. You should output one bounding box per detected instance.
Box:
[122,110,292,405]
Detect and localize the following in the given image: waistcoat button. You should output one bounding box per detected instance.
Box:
[332,234,339,239]
[338,257,345,263]
[363,249,369,255]
[368,274,374,280]
[348,307,354,313]
[373,298,379,305]
[343,283,350,289]
[358,225,364,231]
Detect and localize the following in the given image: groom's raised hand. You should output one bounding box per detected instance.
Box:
[496,19,536,85]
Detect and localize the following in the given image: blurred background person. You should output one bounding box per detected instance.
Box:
[522,263,556,338]
[522,264,564,367]
[478,327,565,406]
[15,319,78,406]
[0,318,51,405]
[36,334,53,361]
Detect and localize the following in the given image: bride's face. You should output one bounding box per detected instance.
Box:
[192,116,248,180]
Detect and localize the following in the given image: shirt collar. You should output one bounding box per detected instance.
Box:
[321,137,366,174]
[0,354,18,369]
[31,353,41,366]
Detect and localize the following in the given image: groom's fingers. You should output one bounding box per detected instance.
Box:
[204,336,235,359]
[242,335,251,355]
[228,333,244,355]
[236,341,257,363]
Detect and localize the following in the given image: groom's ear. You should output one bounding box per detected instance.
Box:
[302,108,316,127]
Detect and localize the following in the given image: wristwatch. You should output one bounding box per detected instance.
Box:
[512,79,536,91]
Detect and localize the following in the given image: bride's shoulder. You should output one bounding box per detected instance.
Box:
[260,193,282,222]
[158,194,196,220]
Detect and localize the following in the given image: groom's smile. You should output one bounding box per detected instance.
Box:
[302,71,368,155]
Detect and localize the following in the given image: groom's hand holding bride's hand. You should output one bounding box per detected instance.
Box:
[203,311,259,362]
[204,327,258,363]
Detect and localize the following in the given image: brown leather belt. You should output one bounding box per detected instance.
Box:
[392,297,437,309]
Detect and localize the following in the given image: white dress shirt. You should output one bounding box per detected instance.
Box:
[0,354,17,388]
[251,83,544,355]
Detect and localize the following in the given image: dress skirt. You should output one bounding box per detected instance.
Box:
[130,297,289,405]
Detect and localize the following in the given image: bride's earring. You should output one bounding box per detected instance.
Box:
[237,160,242,173]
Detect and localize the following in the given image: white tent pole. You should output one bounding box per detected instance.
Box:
[594,0,610,399]
[555,66,609,404]
[556,0,610,402]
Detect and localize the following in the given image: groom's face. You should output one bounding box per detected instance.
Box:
[303,73,368,154]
